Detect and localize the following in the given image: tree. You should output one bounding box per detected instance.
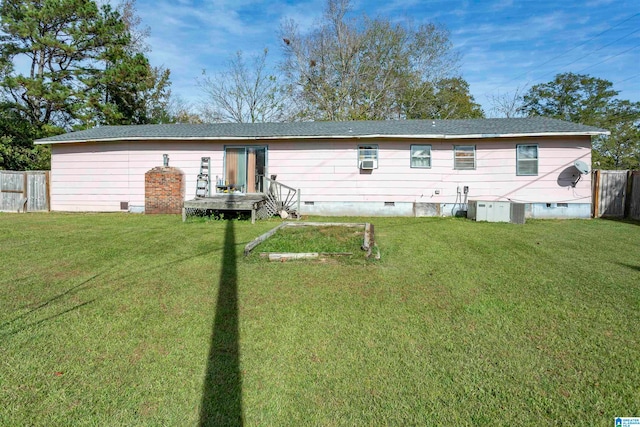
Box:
[0,0,172,169]
[519,73,619,124]
[1,0,127,128]
[101,0,171,125]
[166,95,203,124]
[198,49,289,123]
[116,0,151,54]
[280,0,470,121]
[0,102,52,170]
[81,52,172,127]
[0,0,171,128]
[487,86,526,118]
[405,77,483,120]
[78,0,171,127]
[519,73,640,169]
[592,100,640,169]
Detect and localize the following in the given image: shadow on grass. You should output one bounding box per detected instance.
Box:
[599,217,640,226]
[618,262,640,272]
[1,274,99,329]
[0,274,101,337]
[1,232,245,338]
[199,220,243,426]
[0,300,97,337]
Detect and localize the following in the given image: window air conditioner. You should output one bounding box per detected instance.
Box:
[359,159,376,170]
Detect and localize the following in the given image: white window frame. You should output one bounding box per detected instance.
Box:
[358,145,378,169]
[454,145,475,170]
[516,144,538,176]
[410,145,432,168]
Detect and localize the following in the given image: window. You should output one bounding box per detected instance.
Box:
[358,145,378,169]
[411,145,432,168]
[454,145,475,170]
[516,144,538,176]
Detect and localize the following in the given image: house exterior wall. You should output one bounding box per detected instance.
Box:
[267,136,592,216]
[49,135,592,216]
[50,141,222,211]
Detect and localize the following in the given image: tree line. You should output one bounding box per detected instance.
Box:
[1,0,638,170]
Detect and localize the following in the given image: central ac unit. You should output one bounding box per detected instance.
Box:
[360,159,376,170]
[467,200,526,224]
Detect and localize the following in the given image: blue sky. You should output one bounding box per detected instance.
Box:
[134,0,640,116]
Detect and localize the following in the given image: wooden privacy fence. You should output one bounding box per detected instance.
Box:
[0,170,50,212]
[592,170,640,220]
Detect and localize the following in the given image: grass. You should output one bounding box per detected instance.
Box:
[250,224,366,256]
[1,213,639,426]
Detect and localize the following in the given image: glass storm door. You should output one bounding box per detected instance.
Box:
[224,147,266,193]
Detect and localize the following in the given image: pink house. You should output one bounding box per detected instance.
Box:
[35,118,608,218]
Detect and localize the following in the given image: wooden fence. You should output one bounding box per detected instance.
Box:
[593,170,640,220]
[0,170,50,212]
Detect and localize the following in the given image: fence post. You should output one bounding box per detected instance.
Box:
[592,169,600,218]
[624,170,633,218]
[22,172,28,213]
[46,171,51,211]
[631,171,640,220]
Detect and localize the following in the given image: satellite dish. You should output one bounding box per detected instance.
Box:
[571,160,590,187]
[574,160,590,175]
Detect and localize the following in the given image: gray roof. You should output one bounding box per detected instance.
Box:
[35,117,609,144]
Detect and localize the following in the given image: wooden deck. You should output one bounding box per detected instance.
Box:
[183,178,301,223]
[183,194,267,223]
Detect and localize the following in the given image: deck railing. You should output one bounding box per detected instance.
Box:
[260,176,300,219]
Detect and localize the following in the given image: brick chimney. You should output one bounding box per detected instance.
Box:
[145,166,185,214]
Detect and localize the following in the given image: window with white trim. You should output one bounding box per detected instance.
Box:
[358,145,378,169]
[411,145,431,168]
[516,144,538,176]
[454,145,475,170]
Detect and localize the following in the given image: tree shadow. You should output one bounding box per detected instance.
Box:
[0,274,102,337]
[0,299,97,337]
[599,217,640,226]
[199,220,243,426]
[0,273,100,330]
[1,247,226,338]
[617,262,640,272]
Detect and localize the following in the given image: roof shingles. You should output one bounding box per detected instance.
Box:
[35,117,608,144]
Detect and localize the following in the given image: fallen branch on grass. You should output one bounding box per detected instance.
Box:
[261,252,354,262]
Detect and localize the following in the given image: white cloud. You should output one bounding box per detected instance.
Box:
[585,0,615,6]
[129,0,640,114]
[490,0,513,11]
[134,0,328,108]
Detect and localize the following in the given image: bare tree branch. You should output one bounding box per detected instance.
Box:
[197,49,290,123]
[279,0,462,121]
[487,86,527,118]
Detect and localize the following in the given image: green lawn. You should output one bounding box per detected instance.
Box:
[248,223,367,257]
[1,213,639,426]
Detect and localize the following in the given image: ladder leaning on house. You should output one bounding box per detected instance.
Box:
[195,157,210,197]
